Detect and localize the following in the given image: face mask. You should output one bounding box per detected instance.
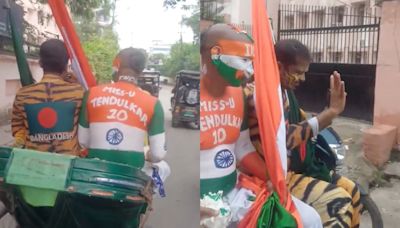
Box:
[211,40,254,87]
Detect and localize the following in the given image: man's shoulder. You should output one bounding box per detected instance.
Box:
[15,83,42,98]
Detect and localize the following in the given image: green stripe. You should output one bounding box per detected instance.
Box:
[8,6,34,86]
[79,91,89,128]
[88,149,145,168]
[241,90,249,130]
[200,170,237,198]
[148,100,164,136]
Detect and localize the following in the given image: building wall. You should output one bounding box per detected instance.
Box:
[373,1,400,146]
[17,0,60,43]
[0,54,43,123]
[221,0,279,37]
[0,0,61,124]
[278,0,380,64]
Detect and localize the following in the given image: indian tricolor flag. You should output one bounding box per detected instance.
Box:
[240,0,303,227]
[48,0,97,89]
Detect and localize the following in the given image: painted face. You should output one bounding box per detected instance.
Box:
[281,60,309,89]
[211,39,254,87]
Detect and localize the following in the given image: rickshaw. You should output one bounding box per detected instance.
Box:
[0,146,153,228]
[137,70,161,97]
[170,70,200,129]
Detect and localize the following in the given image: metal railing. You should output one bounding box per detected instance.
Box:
[278,4,381,64]
[200,0,225,22]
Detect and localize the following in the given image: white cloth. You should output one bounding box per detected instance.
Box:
[222,187,323,228]
[142,160,171,198]
[292,196,323,228]
[307,117,319,137]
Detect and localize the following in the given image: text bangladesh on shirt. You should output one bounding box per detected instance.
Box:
[25,102,76,142]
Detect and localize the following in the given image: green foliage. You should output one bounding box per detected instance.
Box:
[182,3,200,44]
[82,29,119,83]
[163,42,199,78]
[39,0,114,21]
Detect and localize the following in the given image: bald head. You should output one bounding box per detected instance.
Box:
[200,23,252,54]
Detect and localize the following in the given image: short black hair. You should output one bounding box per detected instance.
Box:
[39,39,69,74]
[275,39,311,67]
[119,48,148,73]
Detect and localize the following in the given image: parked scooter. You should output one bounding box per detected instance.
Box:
[317,127,383,228]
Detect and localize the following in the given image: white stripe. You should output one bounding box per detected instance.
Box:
[61,27,88,90]
[149,133,166,162]
[234,129,256,161]
[88,122,146,152]
[200,143,236,179]
[307,117,319,137]
[78,125,89,149]
[277,87,288,176]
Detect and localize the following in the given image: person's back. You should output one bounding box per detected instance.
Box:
[78,47,166,168]
[12,39,84,155]
[79,80,164,168]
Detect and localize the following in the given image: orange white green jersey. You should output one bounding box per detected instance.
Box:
[78,81,166,168]
[200,81,256,197]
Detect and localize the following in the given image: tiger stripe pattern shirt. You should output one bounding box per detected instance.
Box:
[11,74,84,155]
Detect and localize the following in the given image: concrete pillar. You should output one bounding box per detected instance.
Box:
[373,1,400,147]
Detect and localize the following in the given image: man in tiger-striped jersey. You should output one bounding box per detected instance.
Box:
[10,39,84,227]
[246,39,361,228]
[12,39,84,155]
[200,24,322,228]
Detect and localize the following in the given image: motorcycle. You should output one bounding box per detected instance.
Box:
[317,127,383,228]
[171,70,200,129]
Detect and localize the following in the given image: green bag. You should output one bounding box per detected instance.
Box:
[287,90,331,183]
[257,193,297,228]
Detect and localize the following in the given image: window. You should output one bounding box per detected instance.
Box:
[330,52,343,63]
[334,6,345,25]
[312,52,323,63]
[350,52,362,64]
[38,10,44,26]
[285,15,295,29]
[355,3,365,25]
[5,79,21,96]
[314,10,325,27]
[299,12,309,28]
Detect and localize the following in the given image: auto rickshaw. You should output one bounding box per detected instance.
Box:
[170,70,200,129]
[0,147,153,228]
[137,70,161,97]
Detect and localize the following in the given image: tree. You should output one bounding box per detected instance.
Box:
[38,0,115,21]
[163,42,199,78]
[82,28,119,83]
[182,3,200,44]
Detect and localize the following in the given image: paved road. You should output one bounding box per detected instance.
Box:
[145,85,199,228]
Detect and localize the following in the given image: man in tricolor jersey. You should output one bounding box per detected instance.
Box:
[200,24,322,227]
[78,48,169,183]
[12,39,84,155]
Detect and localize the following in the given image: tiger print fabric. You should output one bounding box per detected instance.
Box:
[12,74,84,155]
[244,83,361,228]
